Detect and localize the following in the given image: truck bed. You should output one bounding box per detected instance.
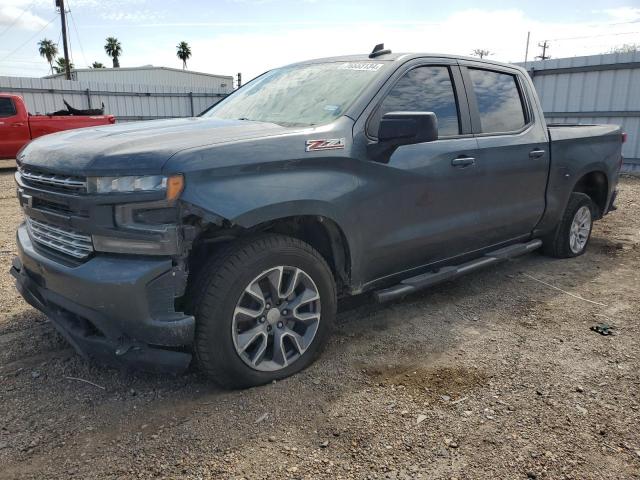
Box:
[28,114,116,139]
[547,122,621,142]
[547,123,622,170]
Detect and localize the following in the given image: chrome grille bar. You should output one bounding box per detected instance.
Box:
[26,218,93,259]
[19,168,87,193]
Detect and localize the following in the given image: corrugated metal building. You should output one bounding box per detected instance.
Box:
[517,51,640,171]
[1,74,226,122]
[45,66,234,93]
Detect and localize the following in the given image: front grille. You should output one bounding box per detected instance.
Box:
[19,168,87,194]
[26,218,93,260]
[32,197,80,216]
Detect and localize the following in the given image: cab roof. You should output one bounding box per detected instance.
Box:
[290,52,523,72]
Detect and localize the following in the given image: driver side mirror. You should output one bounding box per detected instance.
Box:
[378,111,438,146]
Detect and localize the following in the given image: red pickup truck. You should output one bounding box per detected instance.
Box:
[0,93,116,160]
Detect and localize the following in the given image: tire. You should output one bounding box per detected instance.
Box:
[543,192,595,258]
[191,234,337,389]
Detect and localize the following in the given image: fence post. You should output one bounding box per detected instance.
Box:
[85,88,92,109]
[189,92,194,117]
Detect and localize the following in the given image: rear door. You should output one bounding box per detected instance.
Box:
[0,97,30,159]
[458,62,550,245]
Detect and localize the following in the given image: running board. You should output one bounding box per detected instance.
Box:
[374,239,543,303]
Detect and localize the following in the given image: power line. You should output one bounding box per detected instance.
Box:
[0,15,57,64]
[0,62,49,71]
[68,7,88,67]
[549,30,640,42]
[0,58,47,64]
[0,0,38,40]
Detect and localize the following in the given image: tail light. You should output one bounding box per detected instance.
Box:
[620,132,627,169]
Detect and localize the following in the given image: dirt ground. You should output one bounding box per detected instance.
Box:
[0,167,638,480]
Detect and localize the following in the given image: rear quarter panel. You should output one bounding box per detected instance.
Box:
[536,124,622,234]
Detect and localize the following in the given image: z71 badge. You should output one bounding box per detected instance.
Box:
[305,138,346,152]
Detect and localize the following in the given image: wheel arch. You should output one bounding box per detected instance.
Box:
[185,208,353,295]
[571,170,608,218]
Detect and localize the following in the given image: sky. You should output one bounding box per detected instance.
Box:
[0,0,639,83]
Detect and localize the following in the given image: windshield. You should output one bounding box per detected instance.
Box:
[203,62,385,127]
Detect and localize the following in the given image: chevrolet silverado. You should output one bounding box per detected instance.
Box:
[11,46,624,388]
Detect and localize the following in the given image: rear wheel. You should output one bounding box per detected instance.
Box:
[543,192,595,258]
[192,234,336,389]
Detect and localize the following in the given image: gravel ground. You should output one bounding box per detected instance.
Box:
[0,167,638,480]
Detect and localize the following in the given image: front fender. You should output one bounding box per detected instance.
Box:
[181,166,358,229]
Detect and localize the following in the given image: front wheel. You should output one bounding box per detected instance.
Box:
[192,234,336,389]
[543,192,595,258]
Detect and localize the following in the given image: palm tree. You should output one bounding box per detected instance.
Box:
[104,37,122,68]
[38,39,58,74]
[176,41,192,70]
[53,57,74,74]
[90,61,105,68]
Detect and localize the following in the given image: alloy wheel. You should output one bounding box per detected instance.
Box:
[569,205,592,254]
[231,266,321,372]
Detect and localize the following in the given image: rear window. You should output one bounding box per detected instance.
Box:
[0,98,16,118]
[468,69,526,133]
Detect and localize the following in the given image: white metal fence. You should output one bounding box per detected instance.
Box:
[0,75,228,122]
[519,51,640,173]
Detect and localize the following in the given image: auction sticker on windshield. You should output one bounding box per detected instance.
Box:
[337,63,384,71]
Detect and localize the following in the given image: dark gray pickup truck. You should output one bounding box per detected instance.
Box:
[12,46,624,388]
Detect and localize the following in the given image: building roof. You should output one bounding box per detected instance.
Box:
[44,65,233,80]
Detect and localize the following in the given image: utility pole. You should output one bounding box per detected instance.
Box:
[536,40,550,61]
[236,72,242,89]
[56,0,71,80]
[524,31,531,68]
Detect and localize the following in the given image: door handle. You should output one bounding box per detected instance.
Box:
[451,156,475,167]
[529,148,545,159]
[10,122,25,127]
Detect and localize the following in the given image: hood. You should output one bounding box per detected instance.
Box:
[18,117,294,176]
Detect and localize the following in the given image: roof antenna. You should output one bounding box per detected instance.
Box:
[369,43,391,58]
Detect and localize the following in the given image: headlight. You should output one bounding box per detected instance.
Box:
[87,174,184,200]
[88,175,166,193]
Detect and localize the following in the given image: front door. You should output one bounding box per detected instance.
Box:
[0,97,30,159]
[356,62,489,284]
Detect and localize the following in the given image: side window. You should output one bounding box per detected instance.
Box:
[468,69,526,133]
[369,66,460,137]
[0,98,16,118]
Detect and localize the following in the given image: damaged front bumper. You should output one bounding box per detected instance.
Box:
[12,223,194,373]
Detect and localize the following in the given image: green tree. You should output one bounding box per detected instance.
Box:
[608,44,639,54]
[53,57,74,74]
[104,37,122,68]
[38,39,58,74]
[471,49,492,59]
[90,61,105,68]
[176,41,192,70]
